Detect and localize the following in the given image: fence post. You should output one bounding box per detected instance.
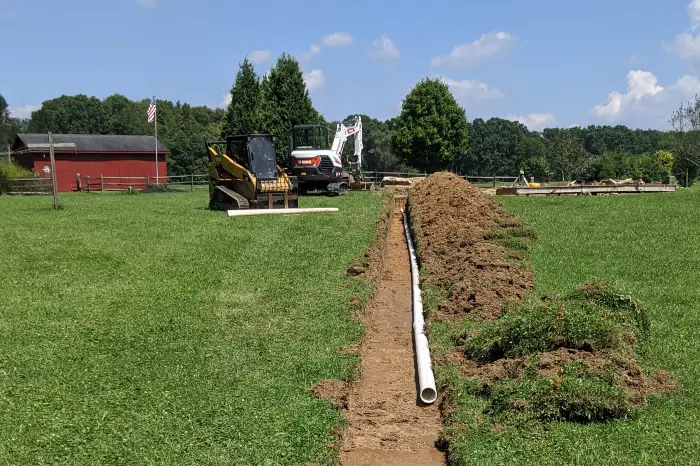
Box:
[493,176,496,188]
[76,173,82,191]
[147,176,150,188]
[86,176,90,193]
[100,175,104,192]
[191,173,194,192]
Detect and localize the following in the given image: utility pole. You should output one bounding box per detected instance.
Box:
[48,132,59,209]
[6,144,10,163]
[25,136,74,208]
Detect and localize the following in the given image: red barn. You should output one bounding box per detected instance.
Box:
[11,134,170,192]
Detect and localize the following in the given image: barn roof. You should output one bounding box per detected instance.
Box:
[11,134,170,154]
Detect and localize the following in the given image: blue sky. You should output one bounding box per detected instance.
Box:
[2,0,700,130]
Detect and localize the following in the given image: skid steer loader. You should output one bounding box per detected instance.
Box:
[206,134,299,210]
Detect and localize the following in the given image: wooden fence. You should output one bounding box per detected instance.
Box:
[2,172,520,196]
[72,173,519,191]
[464,176,520,188]
[4,177,53,195]
[77,174,209,192]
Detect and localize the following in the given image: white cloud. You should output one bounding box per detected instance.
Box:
[321,32,353,47]
[665,1,700,60]
[299,33,352,62]
[665,32,700,61]
[299,44,321,61]
[690,0,700,30]
[505,113,556,131]
[219,93,232,109]
[304,69,325,90]
[591,70,700,127]
[9,104,40,119]
[592,70,664,119]
[430,31,516,68]
[441,78,505,102]
[248,49,271,65]
[137,0,157,8]
[371,34,400,61]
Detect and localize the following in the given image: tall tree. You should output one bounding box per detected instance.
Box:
[28,95,107,134]
[670,96,700,185]
[224,58,261,136]
[457,118,547,177]
[256,53,322,166]
[0,94,11,146]
[545,129,590,181]
[103,94,143,135]
[392,77,468,173]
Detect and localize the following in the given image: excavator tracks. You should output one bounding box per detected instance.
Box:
[209,185,250,210]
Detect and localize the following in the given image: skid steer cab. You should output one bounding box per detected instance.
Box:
[206,134,299,210]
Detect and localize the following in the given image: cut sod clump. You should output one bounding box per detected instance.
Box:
[464,281,649,363]
[485,360,634,423]
[459,282,676,425]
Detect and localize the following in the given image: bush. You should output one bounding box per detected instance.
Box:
[0,162,34,194]
[464,282,648,363]
[120,187,140,195]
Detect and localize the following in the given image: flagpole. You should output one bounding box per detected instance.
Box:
[154,94,159,186]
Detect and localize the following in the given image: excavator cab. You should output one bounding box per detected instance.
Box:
[206,134,299,210]
[290,125,330,152]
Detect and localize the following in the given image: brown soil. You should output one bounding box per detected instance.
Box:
[407,172,534,320]
[312,380,349,409]
[406,173,677,426]
[338,204,445,466]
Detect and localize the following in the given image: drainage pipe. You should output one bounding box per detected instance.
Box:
[401,209,438,404]
[227,208,339,217]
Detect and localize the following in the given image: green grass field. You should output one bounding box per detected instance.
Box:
[0,189,382,465]
[446,188,700,465]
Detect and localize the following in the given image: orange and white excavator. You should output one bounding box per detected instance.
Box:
[287,116,363,195]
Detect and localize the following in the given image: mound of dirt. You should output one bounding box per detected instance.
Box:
[407,172,534,320]
[407,172,678,427]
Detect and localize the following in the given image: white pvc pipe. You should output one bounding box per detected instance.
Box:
[227,208,339,217]
[401,209,438,404]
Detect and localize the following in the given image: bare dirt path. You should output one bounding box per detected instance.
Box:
[340,206,445,466]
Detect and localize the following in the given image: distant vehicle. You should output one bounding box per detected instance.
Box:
[287,116,363,195]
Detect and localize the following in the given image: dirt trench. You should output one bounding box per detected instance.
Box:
[339,199,445,466]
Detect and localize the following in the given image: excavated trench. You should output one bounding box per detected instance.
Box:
[339,195,445,466]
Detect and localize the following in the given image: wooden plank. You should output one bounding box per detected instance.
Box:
[496,185,676,196]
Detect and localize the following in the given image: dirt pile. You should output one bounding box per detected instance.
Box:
[406,172,534,320]
[407,172,678,430]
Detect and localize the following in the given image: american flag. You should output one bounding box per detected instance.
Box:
[147,95,156,123]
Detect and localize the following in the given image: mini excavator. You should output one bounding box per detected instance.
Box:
[206,134,299,210]
[287,116,363,195]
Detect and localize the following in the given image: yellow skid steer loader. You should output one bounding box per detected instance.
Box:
[206,134,299,210]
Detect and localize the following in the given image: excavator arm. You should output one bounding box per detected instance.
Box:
[330,116,363,174]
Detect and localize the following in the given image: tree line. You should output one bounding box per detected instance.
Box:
[2,56,698,184]
[392,77,696,184]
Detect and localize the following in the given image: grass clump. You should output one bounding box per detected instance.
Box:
[464,281,648,363]
[457,282,668,428]
[486,361,634,424]
[484,225,537,252]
